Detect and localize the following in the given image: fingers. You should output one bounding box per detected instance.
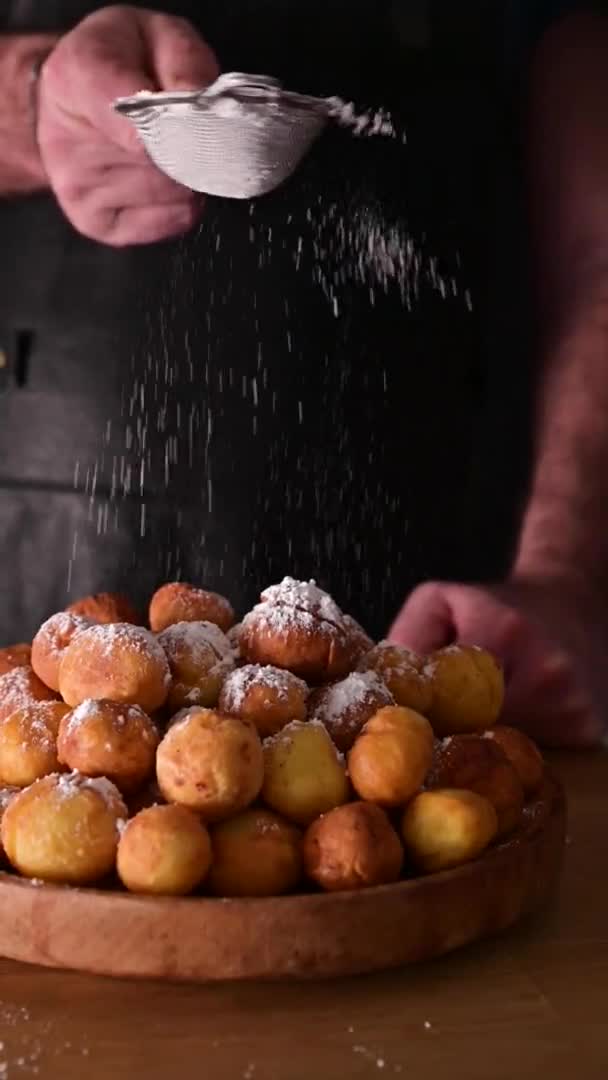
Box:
[388,581,604,749]
[47,140,193,204]
[42,8,220,157]
[66,188,203,247]
[38,6,218,244]
[142,12,220,90]
[100,200,202,247]
[388,582,454,652]
[41,10,154,155]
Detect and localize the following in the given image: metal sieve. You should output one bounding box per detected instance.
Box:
[113,72,335,199]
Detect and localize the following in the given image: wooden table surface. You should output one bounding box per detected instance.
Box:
[0,750,606,1080]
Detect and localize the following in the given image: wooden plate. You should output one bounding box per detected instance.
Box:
[0,774,565,982]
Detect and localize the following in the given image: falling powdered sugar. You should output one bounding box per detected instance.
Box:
[326,98,399,140]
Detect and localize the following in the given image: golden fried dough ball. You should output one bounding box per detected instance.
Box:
[0,644,31,677]
[0,666,57,723]
[239,577,358,682]
[427,734,524,838]
[0,700,69,787]
[308,671,394,752]
[66,592,141,625]
[304,802,403,892]
[484,727,545,797]
[348,706,434,808]
[401,789,498,873]
[149,582,235,634]
[1,772,126,885]
[31,612,91,692]
[262,720,350,825]
[57,700,158,795]
[218,664,308,738]
[358,642,433,715]
[156,707,263,821]
[425,645,504,736]
[208,808,303,897]
[342,615,375,662]
[157,621,234,712]
[58,624,170,713]
[0,787,19,860]
[117,804,212,896]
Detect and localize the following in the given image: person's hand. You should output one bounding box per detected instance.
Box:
[37,5,220,246]
[388,576,607,748]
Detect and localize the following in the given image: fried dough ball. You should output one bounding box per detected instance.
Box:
[1,772,126,885]
[0,666,57,723]
[218,664,308,738]
[348,706,434,808]
[425,645,504,736]
[157,621,234,712]
[308,670,394,752]
[58,624,170,713]
[0,787,19,860]
[149,582,235,634]
[31,612,91,692]
[304,802,403,892]
[66,592,141,625]
[401,789,498,873]
[208,808,303,897]
[262,720,350,825]
[239,577,357,682]
[156,707,263,821]
[0,644,31,677]
[358,642,433,715]
[427,734,524,838]
[227,623,244,664]
[57,699,159,795]
[485,727,545,796]
[0,700,70,787]
[117,804,212,896]
[342,615,374,662]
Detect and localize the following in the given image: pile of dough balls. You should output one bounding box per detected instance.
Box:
[0,577,546,898]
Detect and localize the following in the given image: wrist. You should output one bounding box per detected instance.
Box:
[21,37,57,190]
[0,34,58,194]
[512,518,603,600]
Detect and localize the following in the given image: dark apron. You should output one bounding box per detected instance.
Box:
[0,1,532,642]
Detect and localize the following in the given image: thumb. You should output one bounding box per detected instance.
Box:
[143,13,220,91]
[387,583,455,653]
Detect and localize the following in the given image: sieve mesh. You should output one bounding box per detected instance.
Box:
[114,73,333,199]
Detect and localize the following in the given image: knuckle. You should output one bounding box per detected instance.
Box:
[150,12,197,39]
[410,581,444,604]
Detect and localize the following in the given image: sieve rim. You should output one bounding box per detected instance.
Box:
[113,72,333,120]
